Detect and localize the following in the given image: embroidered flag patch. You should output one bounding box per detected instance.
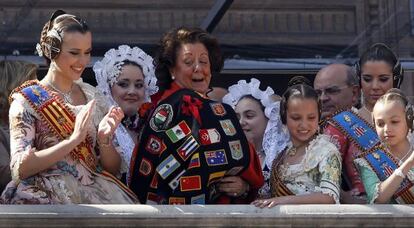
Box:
[229,140,243,160]
[166,120,191,143]
[191,194,205,204]
[150,104,173,132]
[169,197,186,205]
[208,171,226,185]
[199,128,221,145]
[156,155,180,179]
[169,170,185,190]
[205,150,228,166]
[219,119,236,136]
[145,135,166,155]
[139,158,152,176]
[177,136,199,161]
[210,103,226,116]
[180,175,202,192]
[188,153,200,169]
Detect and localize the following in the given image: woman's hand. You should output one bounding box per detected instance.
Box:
[70,99,95,145]
[218,176,249,198]
[252,197,284,208]
[97,106,124,145]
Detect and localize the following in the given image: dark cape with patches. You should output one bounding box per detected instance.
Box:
[129,83,263,204]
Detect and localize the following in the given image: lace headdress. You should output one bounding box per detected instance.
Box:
[222,78,289,168]
[94,45,158,103]
[93,45,158,179]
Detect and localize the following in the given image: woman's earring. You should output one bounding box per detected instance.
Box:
[171,74,175,80]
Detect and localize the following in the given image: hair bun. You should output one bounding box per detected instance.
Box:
[287,76,312,88]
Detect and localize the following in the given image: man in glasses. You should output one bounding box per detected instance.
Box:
[314,64,360,118]
[315,63,367,204]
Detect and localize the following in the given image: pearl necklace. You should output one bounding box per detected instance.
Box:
[46,81,74,104]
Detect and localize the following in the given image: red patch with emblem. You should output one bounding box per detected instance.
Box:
[145,135,166,155]
[210,103,226,116]
[180,175,202,192]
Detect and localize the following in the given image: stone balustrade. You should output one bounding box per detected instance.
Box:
[0,204,413,227]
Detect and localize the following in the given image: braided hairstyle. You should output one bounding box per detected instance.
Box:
[280,76,321,124]
[38,10,89,65]
[373,88,413,131]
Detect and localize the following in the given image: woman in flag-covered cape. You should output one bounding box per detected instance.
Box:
[129,27,264,204]
[1,10,137,204]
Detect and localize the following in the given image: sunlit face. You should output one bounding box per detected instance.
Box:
[361,60,394,107]
[111,64,145,116]
[235,97,268,147]
[170,42,211,95]
[373,100,408,148]
[314,66,357,119]
[286,97,319,145]
[52,31,92,81]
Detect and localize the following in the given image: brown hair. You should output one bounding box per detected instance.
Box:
[280,76,321,124]
[39,10,89,64]
[0,60,37,124]
[154,27,223,92]
[374,88,413,130]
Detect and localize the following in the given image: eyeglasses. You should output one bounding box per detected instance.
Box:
[315,85,350,97]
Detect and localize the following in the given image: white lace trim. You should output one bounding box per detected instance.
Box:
[93,45,158,104]
[302,134,341,171]
[114,124,134,179]
[314,184,340,204]
[370,183,381,204]
[222,78,289,167]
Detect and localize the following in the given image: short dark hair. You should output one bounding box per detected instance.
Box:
[356,43,403,88]
[239,95,265,112]
[280,76,321,124]
[154,27,223,92]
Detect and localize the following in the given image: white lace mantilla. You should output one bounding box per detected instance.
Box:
[222,78,290,168]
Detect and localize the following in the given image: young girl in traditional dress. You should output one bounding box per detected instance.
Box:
[355,89,414,204]
[253,78,342,208]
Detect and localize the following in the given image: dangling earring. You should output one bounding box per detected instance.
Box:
[171,74,175,80]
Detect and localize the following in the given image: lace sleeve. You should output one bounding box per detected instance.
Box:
[316,148,342,204]
[8,94,38,181]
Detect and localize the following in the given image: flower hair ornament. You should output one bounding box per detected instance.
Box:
[222,78,290,168]
[93,45,158,179]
